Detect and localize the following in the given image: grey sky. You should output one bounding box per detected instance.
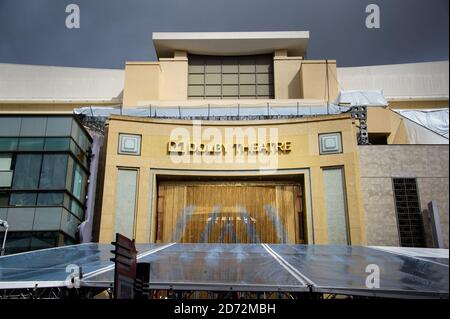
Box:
[0,0,448,69]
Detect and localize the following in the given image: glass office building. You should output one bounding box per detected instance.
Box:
[0,115,92,254]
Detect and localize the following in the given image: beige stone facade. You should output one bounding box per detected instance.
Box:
[359,145,449,248]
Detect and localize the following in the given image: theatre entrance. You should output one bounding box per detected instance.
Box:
[156,176,306,244]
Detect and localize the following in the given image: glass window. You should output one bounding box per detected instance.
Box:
[2,231,32,254]
[70,139,86,166]
[44,137,70,151]
[188,54,274,100]
[6,207,35,231]
[0,117,21,136]
[0,207,7,219]
[45,117,73,136]
[37,192,64,205]
[66,195,84,219]
[19,117,47,136]
[39,154,68,189]
[61,209,79,238]
[33,207,63,231]
[18,138,45,151]
[66,156,74,191]
[63,234,76,246]
[0,193,9,206]
[30,232,60,250]
[0,154,12,170]
[12,154,42,189]
[323,168,349,245]
[0,137,18,151]
[71,122,90,152]
[71,163,86,202]
[10,192,37,206]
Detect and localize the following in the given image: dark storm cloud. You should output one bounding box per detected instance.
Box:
[0,0,448,69]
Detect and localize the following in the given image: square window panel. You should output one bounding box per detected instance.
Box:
[205,85,221,96]
[188,74,204,85]
[0,138,18,151]
[319,133,343,155]
[188,86,204,97]
[18,138,45,151]
[222,74,238,85]
[205,74,221,85]
[118,134,141,155]
[46,117,73,136]
[0,118,21,136]
[6,207,36,231]
[33,207,63,231]
[20,117,47,136]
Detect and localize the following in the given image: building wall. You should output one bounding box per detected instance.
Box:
[159,54,188,100]
[122,53,188,106]
[300,60,338,102]
[359,145,449,248]
[97,114,366,246]
[122,50,338,106]
[123,62,160,106]
[367,107,409,144]
[273,50,302,99]
[337,61,449,102]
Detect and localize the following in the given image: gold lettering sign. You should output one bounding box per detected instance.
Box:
[167,141,292,155]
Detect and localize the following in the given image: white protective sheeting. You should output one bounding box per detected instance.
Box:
[74,104,350,118]
[394,109,449,138]
[400,115,449,144]
[334,90,388,106]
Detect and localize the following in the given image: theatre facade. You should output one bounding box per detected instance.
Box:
[98,113,364,245]
[94,32,448,248]
[0,31,449,253]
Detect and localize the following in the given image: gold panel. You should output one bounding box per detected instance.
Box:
[157,180,305,244]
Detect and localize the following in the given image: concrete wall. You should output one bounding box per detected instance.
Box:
[359,145,449,248]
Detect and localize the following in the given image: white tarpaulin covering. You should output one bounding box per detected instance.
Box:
[74,104,350,118]
[334,90,388,107]
[398,112,449,144]
[394,109,449,138]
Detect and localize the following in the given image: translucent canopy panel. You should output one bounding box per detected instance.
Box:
[83,244,308,292]
[0,243,448,298]
[0,243,113,288]
[267,244,449,298]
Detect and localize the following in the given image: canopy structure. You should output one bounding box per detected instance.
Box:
[0,243,448,298]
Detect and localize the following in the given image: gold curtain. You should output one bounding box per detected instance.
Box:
[157,181,305,244]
